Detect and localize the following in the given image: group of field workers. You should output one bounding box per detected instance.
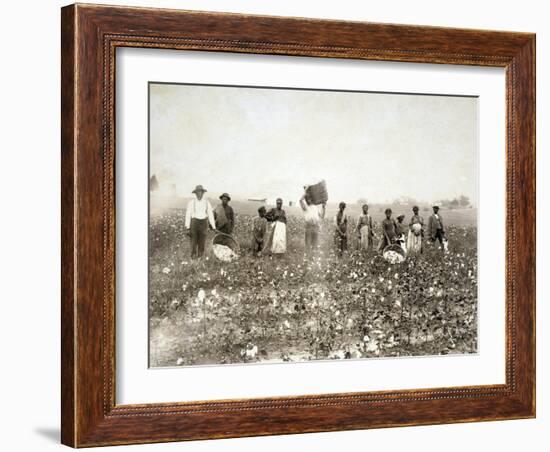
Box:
[185,184,447,260]
[296,189,447,259]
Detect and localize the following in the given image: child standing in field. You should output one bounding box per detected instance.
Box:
[407,205,424,254]
[252,206,268,255]
[356,204,374,252]
[378,208,398,252]
[334,202,348,257]
[396,214,408,255]
[427,205,446,250]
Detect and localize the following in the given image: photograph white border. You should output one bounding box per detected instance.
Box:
[116,48,506,404]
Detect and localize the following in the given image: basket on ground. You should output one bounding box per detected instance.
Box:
[383,244,406,263]
[212,232,240,262]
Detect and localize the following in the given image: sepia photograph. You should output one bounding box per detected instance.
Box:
[148,82,479,367]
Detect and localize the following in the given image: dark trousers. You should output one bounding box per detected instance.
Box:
[217,223,232,235]
[305,223,320,253]
[190,218,208,258]
[253,239,264,254]
[432,228,445,246]
[334,233,348,257]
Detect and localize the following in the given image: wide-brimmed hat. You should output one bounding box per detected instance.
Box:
[192,185,207,194]
[432,205,440,210]
[219,192,231,201]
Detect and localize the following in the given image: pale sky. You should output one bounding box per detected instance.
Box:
[149,83,478,205]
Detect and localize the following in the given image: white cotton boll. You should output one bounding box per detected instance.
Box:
[197,289,206,302]
[334,350,346,359]
[245,344,258,359]
[366,341,379,353]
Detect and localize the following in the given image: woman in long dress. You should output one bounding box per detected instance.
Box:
[264,198,287,255]
[406,205,424,254]
[356,204,374,252]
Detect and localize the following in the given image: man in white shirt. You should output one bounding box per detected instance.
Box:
[185,185,216,258]
[300,188,326,255]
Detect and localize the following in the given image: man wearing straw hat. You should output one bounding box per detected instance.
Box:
[185,185,216,259]
[214,193,235,235]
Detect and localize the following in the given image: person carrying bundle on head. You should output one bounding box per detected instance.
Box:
[300,187,326,256]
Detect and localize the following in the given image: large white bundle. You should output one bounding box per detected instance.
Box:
[412,223,422,235]
[383,250,405,264]
[213,244,239,262]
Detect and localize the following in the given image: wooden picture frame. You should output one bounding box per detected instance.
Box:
[61,3,535,447]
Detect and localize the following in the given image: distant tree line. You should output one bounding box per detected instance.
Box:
[355,195,472,210]
[436,195,471,209]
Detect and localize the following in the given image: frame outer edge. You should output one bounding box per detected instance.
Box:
[61,3,77,448]
[60,3,536,446]
[514,35,536,416]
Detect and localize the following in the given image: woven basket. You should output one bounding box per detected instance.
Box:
[212,232,238,249]
[306,180,328,205]
[212,232,240,261]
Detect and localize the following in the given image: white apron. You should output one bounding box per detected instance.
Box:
[360,224,371,251]
[407,230,422,254]
[271,221,287,254]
